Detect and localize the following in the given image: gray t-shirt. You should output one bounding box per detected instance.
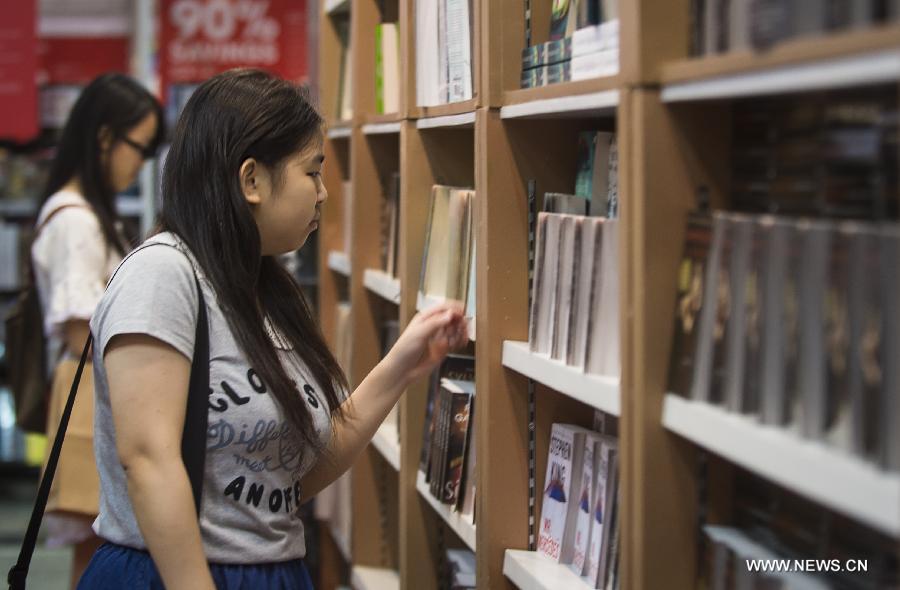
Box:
[90,233,334,563]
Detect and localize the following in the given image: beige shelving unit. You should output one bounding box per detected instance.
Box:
[315,0,900,588]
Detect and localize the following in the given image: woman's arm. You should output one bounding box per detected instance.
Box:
[300,302,468,500]
[63,319,90,357]
[104,334,216,590]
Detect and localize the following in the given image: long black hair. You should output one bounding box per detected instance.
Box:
[41,73,164,255]
[161,69,347,449]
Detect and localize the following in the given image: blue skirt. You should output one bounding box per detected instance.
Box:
[77,543,314,590]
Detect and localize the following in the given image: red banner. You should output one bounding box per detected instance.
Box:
[39,37,130,85]
[0,0,38,142]
[160,0,308,96]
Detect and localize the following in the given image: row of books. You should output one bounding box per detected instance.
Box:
[668,211,900,471]
[530,211,620,378]
[415,0,474,106]
[419,355,476,523]
[702,471,898,589]
[577,131,618,218]
[692,0,900,56]
[419,185,476,319]
[538,423,620,590]
[375,23,401,114]
[729,88,898,220]
[444,548,476,590]
[380,173,401,277]
[521,0,618,88]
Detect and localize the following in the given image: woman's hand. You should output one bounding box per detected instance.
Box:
[381,302,469,388]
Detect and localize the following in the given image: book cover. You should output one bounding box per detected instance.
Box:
[592,446,619,588]
[465,238,477,321]
[549,0,576,41]
[458,399,476,517]
[690,213,729,403]
[605,140,619,218]
[575,132,598,198]
[798,220,832,441]
[440,378,475,505]
[586,219,620,378]
[570,432,611,576]
[880,227,899,470]
[522,44,546,70]
[723,214,754,414]
[571,217,604,369]
[538,423,590,563]
[421,185,452,297]
[577,0,602,27]
[529,213,549,350]
[531,214,563,354]
[386,172,401,276]
[445,0,473,102]
[590,132,615,217]
[552,215,578,361]
[760,218,799,426]
[375,23,385,114]
[546,60,572,85]
[430,384,451,497]
[824,224,853,451]
[420,355,476,474]
[667,212,713,397]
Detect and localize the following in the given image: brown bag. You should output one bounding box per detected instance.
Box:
[5,257,49,433]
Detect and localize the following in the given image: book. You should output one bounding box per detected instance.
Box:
[552,215,578,361]
[440,378,475,505]
[760,218,801,427]
[420,185,452,297]
[590,132,616,217]
[594,448,619,589]
[384,172,401,276]
[723,214,754,414]
[549,0,577,41]
[337,20,353,120]
[530,213,563,354]
[576,132,598,199]
[586,219,620,378]
[416,0,442,106]
[798,220,832,441]
[570,217,604,369]
[880,226,899,471]
[824,223,853,451]
[545,192,590,215]
[538,423,592,563]
[458,400,477,521]
[585,439,617,586]
[375,22,401,114]
[668,212,713,397]
[691,213,729,403]
[465,238,476,321]
[445,0,474,103]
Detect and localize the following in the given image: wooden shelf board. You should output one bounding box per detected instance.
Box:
[364,112,403,125]
[327,122,353,139]
[415,111,476,130]
[417,292,476,341]
[661,24,900,101]
[327,250,352,276]
[371,421,401,471]
[413,98,479,121]
[501,341,620,416]
[363,268,401,303]
[501,89,619,120]
[503,550,594,590]
[351,566,399,590]
[324,0,350,16]
[415,471,477,551]
[362,121,403,135]
[662,394,900,537]
[501,76,620,118]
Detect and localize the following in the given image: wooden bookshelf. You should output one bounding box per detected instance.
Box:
[316,0,900,588]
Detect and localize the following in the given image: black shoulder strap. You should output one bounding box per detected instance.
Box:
[8,242,209,590]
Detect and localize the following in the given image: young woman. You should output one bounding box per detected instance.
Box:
[77,69,468,589]
[31,73,163,589]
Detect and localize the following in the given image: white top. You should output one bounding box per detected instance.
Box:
[31,190,124,366]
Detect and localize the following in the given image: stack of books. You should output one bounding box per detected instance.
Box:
[668,211,900,470]
[520,0,619,88]
[416,0,474,106]
[380,172,401,277]
[538,423,620,589]
[419,355,477,523]
[336,20,353,120]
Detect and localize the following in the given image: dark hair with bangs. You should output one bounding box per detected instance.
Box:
[160,68,347,450]
[41,73,164,254]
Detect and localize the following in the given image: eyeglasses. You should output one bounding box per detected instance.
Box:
[119,136,156,160]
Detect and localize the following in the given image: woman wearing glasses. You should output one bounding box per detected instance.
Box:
[31,72,163,589]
